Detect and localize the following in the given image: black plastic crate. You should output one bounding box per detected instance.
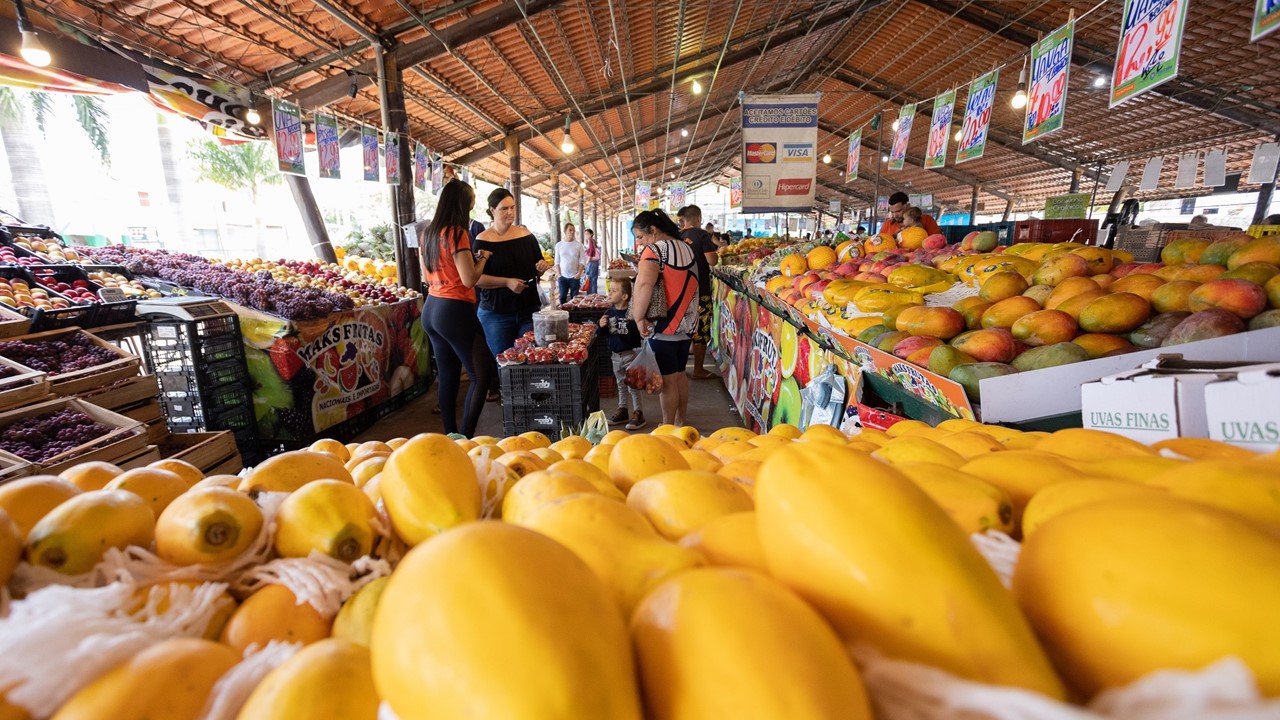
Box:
[27,264,139,326]
[502,401,588,441]
[500,363,588,406]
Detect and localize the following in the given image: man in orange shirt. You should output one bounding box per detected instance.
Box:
[879,191,941,237]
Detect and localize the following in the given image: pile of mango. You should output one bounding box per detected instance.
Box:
[1,420,1279,718]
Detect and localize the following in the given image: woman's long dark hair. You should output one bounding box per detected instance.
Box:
[632,209,680,239]
[421,179,475,272]
[486,187,514,219]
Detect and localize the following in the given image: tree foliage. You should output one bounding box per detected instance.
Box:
[0,87,110,166]
[187,138,281,196]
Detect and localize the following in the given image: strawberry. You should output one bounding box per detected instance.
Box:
[269,336,304,381]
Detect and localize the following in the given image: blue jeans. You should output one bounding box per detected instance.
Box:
[584,261,600,294]
[477,306,535,355]
[558,276,581,304]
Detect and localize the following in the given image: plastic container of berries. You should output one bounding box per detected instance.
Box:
[0,396,146,474]
[0,327,141,397]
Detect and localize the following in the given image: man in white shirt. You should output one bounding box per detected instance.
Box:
[554,222,585,303]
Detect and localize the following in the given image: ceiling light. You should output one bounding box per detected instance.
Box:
[673,156,681,164]
[881,155,888,162]
[822,151,832,164]
[891,118,900,131]
[579,180,586,189]
[14,0,50,68]
[953,127,963,142]
[560,116,575,154]
[1093,75,1108,88]
[691,78,703,95]
[245,104,261,126]
[1011,57,1028,109]
[680,127,689,137]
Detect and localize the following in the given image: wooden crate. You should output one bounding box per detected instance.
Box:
[0,355,50,412]
[0,304,31,339]
[159,431,239,472]
[206,452,244,476]
[0,327,141,397]
[117,444,161,470]
[0,396,148,474]
[118,399,164,425]
[146,419,170,444]
[0,446,33,484]
[76,375,160,411]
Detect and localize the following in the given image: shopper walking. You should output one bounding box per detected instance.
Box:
[631,209,698,427]
[418,179,496,437]
[677,205,719,379]
[583,228,601,295]
[474,188,551,358]
[554,222,584,304]
[598,278,645,430]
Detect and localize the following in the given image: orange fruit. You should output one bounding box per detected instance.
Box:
[60,461,123,491]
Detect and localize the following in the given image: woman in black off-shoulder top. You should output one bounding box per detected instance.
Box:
[473,188,552,355]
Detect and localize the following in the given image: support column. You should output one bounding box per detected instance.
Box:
[592,199,599,241]
[551,173,561,244]
[285,175,337,263]
[1254,141,1280,225]
[379,48,419,289]
[1069,165,1084,194]
[504,132,522,225]
[1002,198,1014,222]
[578,191,585,242]
[969,184,981,223]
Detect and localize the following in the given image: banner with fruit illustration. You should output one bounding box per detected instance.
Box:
[414,143,427,190]
[316,113,341,179]
[635,181,651,210]
[1024,20,1073,144]
[888,104,915,171]
[385,132,401,186]
[845,129,861,182]
[361,126,379,182]
[1256,0,1280,41]
[237,299,430,440]
[271,99,305,176]
[1110,0,1189,108]
[925,91,955,169]
[729,177,742,209]
[668,182,687,213]
[956,69,998,164]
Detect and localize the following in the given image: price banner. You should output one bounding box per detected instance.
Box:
[315,112,340,179]
[384,132,400,186]
[729,177,742,209]
[956,69,999,164]
[361,125,379,182]
[635,180,651,209]
[888,104,915,171]
[1254,0,1280,41]
[271,99,305,176]
[413,143,427,190]
[845,128,862,182]
[668,182,687,213]
[1110,0,1190,108]
[1025,21,1073,143]
[925,90,956,169]
[430,154,443,194]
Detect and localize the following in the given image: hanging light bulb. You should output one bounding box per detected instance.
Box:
[953,126,963,142]
[881,155,889,162]
[560,116,575,154]
[822,151,832,164]
[673,156,681,164]
[245,102,262,126]
[1010,57,1028,109]
[579,180,586,189]
[891,117,900,131]
[691,78,703,95]
[1093,75,1108,88]
[680,127,689,137]
[14,0,50,67]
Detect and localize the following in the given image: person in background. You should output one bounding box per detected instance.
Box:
[881,191,941,236]
[554,222,584,303]
[583,228,601,295]
[1189,214,1211,227]
[901,207,923,233]
[1265,214,1280,225]
[676,205,719,380]
[598,278,646,430]
[632,209,698,426]
[467,216,486,244]
[474,188,552,394]
[418,179,495,437]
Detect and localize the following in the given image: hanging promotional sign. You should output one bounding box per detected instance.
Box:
[315,113,340,179]
[430,154,443,194]
[845,129,862,182]
[1025,21,1073,143]
[413,143,427,190]
[740,93,819,212]
[668,182,687,212]
[1110,0,1190,108]
[829,199,841,214]
[956,69,999,164]
[925,91,955,169]
[635,180,651,209]
[384,132,400,186]
[271,99,304,176]
[729,177,742,209]
[888,104,915,171]
[361,125,379,182]
[1256,0,1280,41]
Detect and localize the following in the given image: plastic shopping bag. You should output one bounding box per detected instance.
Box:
[624,342,663,394]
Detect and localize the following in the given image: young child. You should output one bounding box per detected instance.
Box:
[902,206,923,230]
[597,278,646,430]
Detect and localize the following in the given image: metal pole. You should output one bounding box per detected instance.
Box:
[1069,165,1083,194]
[969,184,981,224]
[505,133,522,225]
[873,118,883,234]
[551,173,561,244]
[1087,161,1103,220]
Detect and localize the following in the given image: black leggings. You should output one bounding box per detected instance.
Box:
[421,295,495,436]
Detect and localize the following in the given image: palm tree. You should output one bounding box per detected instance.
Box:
[188,138,281,258]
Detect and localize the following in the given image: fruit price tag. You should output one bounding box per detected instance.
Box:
[98,287,126,303]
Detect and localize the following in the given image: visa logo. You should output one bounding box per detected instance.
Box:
[785,148,809,157]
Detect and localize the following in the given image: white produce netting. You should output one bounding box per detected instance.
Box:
[198,640,303,720]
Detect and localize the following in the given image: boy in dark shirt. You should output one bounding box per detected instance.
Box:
[677,205,718,379]
[598,278,646,430]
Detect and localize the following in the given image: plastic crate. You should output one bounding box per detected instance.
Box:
[1113,223,1188,263]
[0,266,96,331]
[502,401,588,441]
[1011,219,1099,246]
[973,221,1016,246]
[1248,225,1280,239]
[27,264,138,326]
[499,363,589,407]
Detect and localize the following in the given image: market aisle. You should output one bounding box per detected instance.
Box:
[355,367,744,441]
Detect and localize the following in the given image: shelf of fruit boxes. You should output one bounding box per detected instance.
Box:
[0,265,95,331]
[158,430,243,474]
[0,327,142,397]
[0,396,147,474]
[26,264,138,327]
[0,224,86,265]
[0,354,50,412]
[1113,223,1190,263]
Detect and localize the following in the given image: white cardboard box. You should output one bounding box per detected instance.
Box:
[979,326,1280,424]
[1204,363,1280,453]
[1080,357,1241,444]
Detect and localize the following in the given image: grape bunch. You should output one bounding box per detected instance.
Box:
[0,333,119,375]
[0,365,17,380]
[0,408,112,462]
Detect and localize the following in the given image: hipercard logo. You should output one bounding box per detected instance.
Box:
[775,178,812,195]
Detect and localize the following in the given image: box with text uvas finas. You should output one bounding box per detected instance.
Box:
[1080,357,1244,444]
[1204,364,1280,453]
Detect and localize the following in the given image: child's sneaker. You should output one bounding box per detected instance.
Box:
[608,408,629,425]
[625,411,647,431]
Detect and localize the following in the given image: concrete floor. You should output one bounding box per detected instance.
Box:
[355,363,744,442]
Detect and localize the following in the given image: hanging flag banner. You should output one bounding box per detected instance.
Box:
[1025,21,1074,143]
[271,99,305,176]
[430,154,443,194]
[459,167,471,184]
[1110,0,1190,108]
[888,104,915,171]
[413,143,427,190]
[1104,160,1131,192]
[1249,142,1280,185]
[384,132,400,186]
[729,177,742,209]
[845,129,862,182]
[925,91,956,168]
[1204,149,1228,187]
[1255,0,1280,41]
[1175,151,1198,189]
[740,93,819,212]
[635,180,651,209]
[668,182,688,212]
[1140,156,1164,192]
[829,199,841,214]
[957,69,998,164]
[361,125,379,182]
[315,112,340,179]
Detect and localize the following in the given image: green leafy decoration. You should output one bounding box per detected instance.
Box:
[187,138,282,194]
[0,87,20,122]
[72,95,110,166]
[29,91,52,134]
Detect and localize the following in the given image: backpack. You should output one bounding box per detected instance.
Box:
[650,239,699,336]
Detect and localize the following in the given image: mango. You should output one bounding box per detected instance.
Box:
[1220,261,1280,286]
[1160,238,1210,265]
[1128,311,1190,348]
[1069,247,1114,274]
[1044,276,1101,309]
[1010,342,1090,372]
[855,323,894,345]
[959,451,1085,529]
[979,272,1029,303]
[882,302,923,329]
[896,305,965,339]
[1078,292,1151,334]
[1022,284,1054,306]
[1011,309,1078,346]
[892,335,943,363]
[1072,333,1136,359]
[1267,274,1280,307]
[981,296,1042,329]
[887,264,949,290]
[1012,496,1280,697]
[950,327,1018,363]
[1170,264,1224,283]
[1051,289,1107,320]
[1249,308,1280,330]
[960,300,993,329]
[1020,479,1166,539]
[1148,279,1199,313]
[1187,278,1268,318]
[873,330,910,353]
[949,362,1019,402]
[927,345,977,377]
[1200,235,1252,266]
[1152,263,1187,281]
[1226,237,1280,269]
[1109,273,1165,300]
[1091,274,1116,290]
[1032,253,1090,286]
[1161,308,1245,346]
[970,231,999,252]
[853,286,924,313]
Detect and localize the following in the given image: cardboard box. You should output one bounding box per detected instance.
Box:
[979,327,1280,424]
[1080,357,1241,444]
[1204,363,1280,453]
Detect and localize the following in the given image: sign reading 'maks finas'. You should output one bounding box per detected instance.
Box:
[740,93,818,213]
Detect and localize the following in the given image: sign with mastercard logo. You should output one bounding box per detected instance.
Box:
[740,93,818,212]
[745,143,777,163]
